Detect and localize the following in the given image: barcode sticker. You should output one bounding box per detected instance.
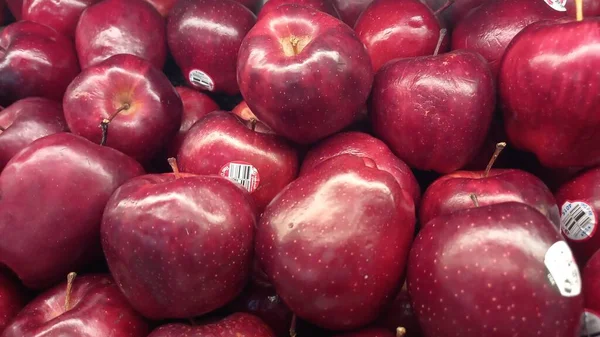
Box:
[544,241,582,297]
[561,201,597,241]
[580,310,600,337]
[219,161,260,193]
[544,0,567,11]
[188,69,214,91]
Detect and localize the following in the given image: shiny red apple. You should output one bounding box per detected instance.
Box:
[0,270,26,334]
[331,0,373,27]
[148,313,275,337]
[238,4,373,144]
[258,0,340,20]
[22,0,100,37]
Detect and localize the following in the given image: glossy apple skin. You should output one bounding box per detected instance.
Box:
[238,4,373,144]
[375,287,422,337]
[584,250,600,314]
[500,19,600,169]
[0,133,144,289]
[148,313,275,337]
[371,50,494,174]
[22,0,100,37]
[258,0,340,20]
[178,111,299,212]
[333,328,394,337]
[420,169,561,227]
[555,167,600,265]
[451,0,564,77]
[0,21,80,107]
[75,0,166,69]
[256,154,416,330]
[300,131,421,206]
[354,0,442,72]
[331,0,372,27]
[168,0,256,95]
[2,274,149,337]
[408,202,584,337]
[0,97,67,171]
[101,173,256,319]
[63,54,183,163]
[167,86,219,157]
[0,271,26,334]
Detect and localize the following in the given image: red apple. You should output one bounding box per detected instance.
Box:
[101,168,256,319]
[566,0,600,17]
[168,0,256,95]
[256,154,416,330]
[231,101,274,134]
[0,97,67,171]
[0,21,80,106]
[333,328,395,337]
[300,131,421,205]
[148,313,275,337]
[354,0,443,72]
[408,202,584,337]
[63,54,183,163]
[583,250,600,335]
[451,0,565,77]
[370,49,495,174]
[177,111,299,212]
[144,0,176,16]
[22,0,100,37]
[2,273,149,337]
[5,0,21,19]
[0,133,144,289]
[237,4,373,144]
[555,166,600,265]
[0,270,26,334]
[75,0,166,69]
[258,0,340,20]
[331,0,373,27]
[499,17,600,169]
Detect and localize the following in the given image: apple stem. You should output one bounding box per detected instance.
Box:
[470,194,480,207]
[433,28,447,56]
[433,0,455,16]
[576,0,583,21]
[64,272,77,312]
[396,327,407,337]
[483,142,507,177]
[99,103,130,146]
[290,314,297,337]
[250,118,258,132]
[168,157,181,179]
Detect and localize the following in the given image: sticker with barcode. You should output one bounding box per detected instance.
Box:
[580,310,600,337]
[544,241,581,297]
[188,69,214,91]
[544,0,567,11]
[219,161,260,193]
[561,201,597,241]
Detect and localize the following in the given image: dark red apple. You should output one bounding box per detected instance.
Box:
[354,0,443,72]
[148,313,275,337]
[583,250,600,335]
[22,0,100,37]
[0,97,67,171]
[177,111,299,212]
[331,0,373,27]
[370,49,495,174]
[256,154,416,330]
[499,17,600,169]
[333,328,395,337]
[408,202,584,337]
[238,4,373,144]
[75,0,166,69]
[375,286,422,337]
[0,21,80,106]
[421,0,485,27]
[566,0,600,17]
[300,131,421,205]
[2,274,149,337]
[451,0,565,77]
[258,0,340,20]
[231,101,274,134]
[5,0,22,19]
[63,54,182,163]
[144,0,176,16]
[555,166,600,265]
[167,86,219,157]
[101,169,256,319]
[168,0,256,95]
[0,133,144,289]
[0,270,26,334]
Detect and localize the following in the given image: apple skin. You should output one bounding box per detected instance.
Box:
[168,0,256,95]
[75,0,166,69]
[0,97,67,171]
[238,4,373,145]
[2,274,149,337]
[22,0,100,37]
[0,132,144,289]
[256,154,416,330]
[420,169,561,227]
[566,0,600,17]
[177,111,299,212]
[499,18,600,169]
[370,50,495,174]
[300,131,421,206]
[0,270,26,334]
[144,0,176,16]
[408,202,584,337]
[63,54,183,163]
[0,21,80,107]
[554,167,600,265]
[584,250,600,315]
[333,328,394,337]
[451,0,564,77]
[331,0,373,27]
[148,313,275,337]
[101,173,256,320]
[354,0,443,72]
[258,0,340,20]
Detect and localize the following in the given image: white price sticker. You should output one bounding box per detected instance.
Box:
[544,0,567,11]
[189,69,214,91]
[561,201,597,241]
[544,241,581,297]
[219,161,260,193]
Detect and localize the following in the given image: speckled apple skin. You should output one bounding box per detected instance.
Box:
[148,313,275,337]
[257,0,340,20]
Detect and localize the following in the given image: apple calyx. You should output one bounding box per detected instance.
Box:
[99,103,131,146]
[483,142,507,178]
[433,0,455,16]
[396,327,407,337]
[167,157,181,179]
[289,314,297,337]
[433,28,447,56]
[281,36,309,57]
[575,0,583,20]
[64,272,77,312]
[470,193,480,207]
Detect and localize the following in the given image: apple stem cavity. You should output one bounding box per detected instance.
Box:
[168,157,181,179]
[470,194,480,207]
[433,28,447,56]
[250,118,258,131]
[64,272,77,312]
[290,314,297,337]
[433,0,455,16]
[576,0,583,20]
[483,142,507,177]
[396,327,407,337]
[99,103,131,146]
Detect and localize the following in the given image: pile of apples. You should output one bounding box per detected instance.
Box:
[0,0,599,336]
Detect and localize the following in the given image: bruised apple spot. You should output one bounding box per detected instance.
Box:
[280,35,310,56]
